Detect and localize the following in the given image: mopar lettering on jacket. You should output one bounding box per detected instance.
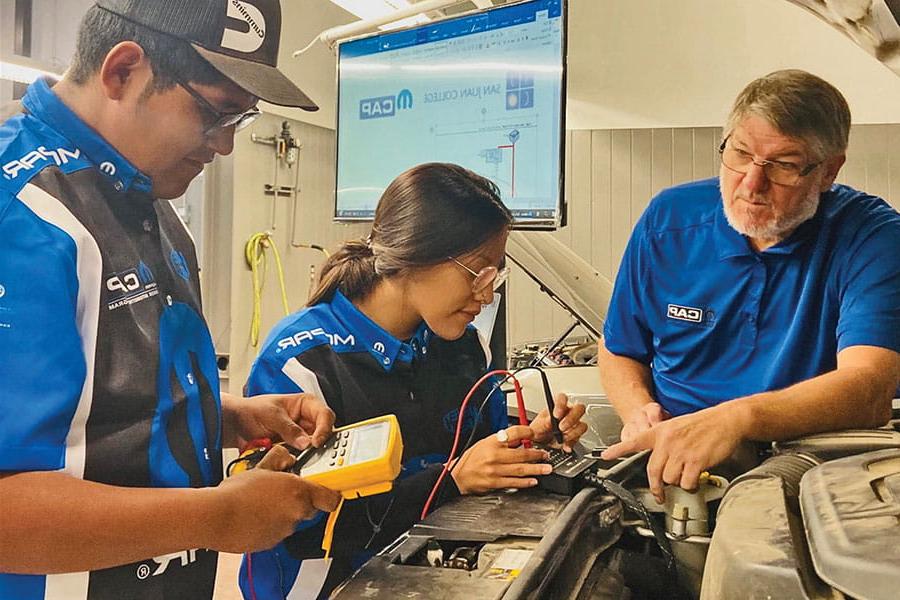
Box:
[2,146,81,180]
[667,303,704,323]
[276,328,356,352]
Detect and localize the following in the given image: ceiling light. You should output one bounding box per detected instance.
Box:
[329,0,428,30]
[299,0,467,55]
[330,0,411,21]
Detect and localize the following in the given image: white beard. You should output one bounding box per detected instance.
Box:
[724,184,821,244]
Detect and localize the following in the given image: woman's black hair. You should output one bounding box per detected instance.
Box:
[309,162,512,305]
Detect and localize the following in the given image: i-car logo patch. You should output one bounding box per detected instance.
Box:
[667,303,704,323]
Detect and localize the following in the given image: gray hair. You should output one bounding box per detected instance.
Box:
[724,69,851,161]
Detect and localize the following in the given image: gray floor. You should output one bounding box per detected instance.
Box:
[213,552,244,600]
[213,449,245,600]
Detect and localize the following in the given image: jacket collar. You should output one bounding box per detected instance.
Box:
[330,291,431,372]
[22,78,153,194]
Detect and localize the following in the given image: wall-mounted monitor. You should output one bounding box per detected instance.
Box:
[335,0,567,229]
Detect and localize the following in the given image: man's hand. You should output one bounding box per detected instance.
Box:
[620,402,670,442]
[602,403,749,503]
[206,445,340,553]
[451,426,551,494]
[223,392,336,450]
[530,393,589,452]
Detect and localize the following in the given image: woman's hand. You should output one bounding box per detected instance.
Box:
[450,426,551,494]
[530,393,588,452]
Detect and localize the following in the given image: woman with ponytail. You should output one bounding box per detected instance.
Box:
[239,163,587,599]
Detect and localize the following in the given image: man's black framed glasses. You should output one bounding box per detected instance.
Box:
[174,76,261,135]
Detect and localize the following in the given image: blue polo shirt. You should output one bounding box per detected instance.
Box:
[604,177,900,417]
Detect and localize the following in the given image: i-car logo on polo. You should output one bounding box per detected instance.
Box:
[222,0,266,53]
[667,303,704,323]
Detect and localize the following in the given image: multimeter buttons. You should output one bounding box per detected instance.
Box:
[295,415,404,500]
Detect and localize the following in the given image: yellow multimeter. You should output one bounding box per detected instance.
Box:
[289,414,404,499]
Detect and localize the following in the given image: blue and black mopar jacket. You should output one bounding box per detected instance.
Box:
[0,79,221,599]
[240,290,506,599]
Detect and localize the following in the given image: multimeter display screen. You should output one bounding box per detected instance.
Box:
[349,422,389,464]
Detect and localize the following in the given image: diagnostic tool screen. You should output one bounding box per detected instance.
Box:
[348,421,389,465]
[336,0,566,228]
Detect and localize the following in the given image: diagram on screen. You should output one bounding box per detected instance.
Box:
[335,0,563,223]
[480,128,520,197]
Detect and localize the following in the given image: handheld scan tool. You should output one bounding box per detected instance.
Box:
[232,415,404,499]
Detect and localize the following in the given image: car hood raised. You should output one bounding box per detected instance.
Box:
[506,231,612,340]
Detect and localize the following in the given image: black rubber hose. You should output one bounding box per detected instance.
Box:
[503,487,600,599]
[726,452,820,500]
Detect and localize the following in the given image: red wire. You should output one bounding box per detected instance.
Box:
[246,552,257,600]
[420,369,528,520]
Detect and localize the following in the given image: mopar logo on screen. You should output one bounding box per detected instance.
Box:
[396,89,413,109]
[359,89,413,119]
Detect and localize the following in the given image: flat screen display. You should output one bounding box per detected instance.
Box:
[335,0,566,228]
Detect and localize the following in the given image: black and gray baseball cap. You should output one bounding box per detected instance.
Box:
[95,0,317,110]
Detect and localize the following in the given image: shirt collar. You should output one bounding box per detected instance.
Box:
[714,201,755,260]
[22,78,153,194]
[714,195,821,260]
[330,291,430,372]
[759,206,821,255]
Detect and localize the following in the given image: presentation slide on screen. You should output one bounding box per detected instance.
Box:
[336,0,564,224]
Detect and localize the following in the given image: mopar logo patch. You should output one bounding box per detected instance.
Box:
[667,303,704,323]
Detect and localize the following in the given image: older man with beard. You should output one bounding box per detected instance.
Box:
[598,70,900,502]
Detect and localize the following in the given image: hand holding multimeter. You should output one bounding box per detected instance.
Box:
[227,415,403,588]
[230,414,404,500]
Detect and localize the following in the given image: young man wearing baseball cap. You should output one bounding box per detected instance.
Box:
[0,2,340,598]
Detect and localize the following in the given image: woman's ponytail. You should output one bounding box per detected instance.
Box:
[307,239,378,305]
